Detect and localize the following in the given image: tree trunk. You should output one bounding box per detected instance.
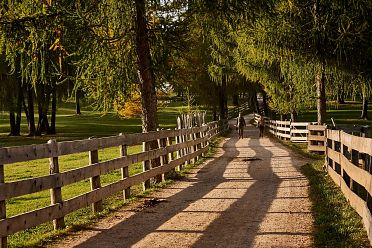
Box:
[26,83,36,136]
[9,78,23,136]
[316,67,326,125]
[213,104,217,121]
[360,94,369,120]
[49,82,57,134]
[76,90,81,115]
[232,94,239,106]
[134,0,161,183]
[337,83,345,104]
[218,75,227,119]
[9,112,16,136]
[36,84,50,135]
[261,90,268,116]
[290,111,297,122]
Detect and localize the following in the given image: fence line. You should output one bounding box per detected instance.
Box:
[326,129,372,245]
[0,119,228,247]
[227,102,250,119]
[253,114,313,143]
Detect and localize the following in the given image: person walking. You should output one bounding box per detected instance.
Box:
[236,113,246,139]
[258,115,265,138]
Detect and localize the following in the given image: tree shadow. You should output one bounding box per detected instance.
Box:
[74,123,313,248]
[75,134,239,248]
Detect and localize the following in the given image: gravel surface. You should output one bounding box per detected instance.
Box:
[52,115,314,248]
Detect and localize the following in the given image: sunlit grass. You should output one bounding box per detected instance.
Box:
[302,160,370,247]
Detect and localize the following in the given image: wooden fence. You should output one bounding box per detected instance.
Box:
[307,124,327,153]
[253,114,311,143]
[0,119,228,247]
[326,129,372,245]
[227,102,250,119]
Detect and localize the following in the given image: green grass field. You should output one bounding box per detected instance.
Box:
[296,101,372,127]
[0,100,209,247]
[0,101,191,147]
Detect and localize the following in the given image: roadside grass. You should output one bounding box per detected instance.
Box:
[7,130,225,248]
[271,133,370,247]
[0,101,227,247]
[302,160,370,247]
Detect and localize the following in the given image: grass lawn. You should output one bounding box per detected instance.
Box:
[0,101,205,247]
[296,101,372,127]
[0,101,191,147]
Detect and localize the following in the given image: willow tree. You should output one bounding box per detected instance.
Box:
[233,0,372,124]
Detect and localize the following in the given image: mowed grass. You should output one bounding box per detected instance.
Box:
[0,101,189,147]
[0,101,205,247]
[296,101,372,127]
[302,160,370,247]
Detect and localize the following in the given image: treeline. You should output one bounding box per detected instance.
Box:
[1,1,371,137]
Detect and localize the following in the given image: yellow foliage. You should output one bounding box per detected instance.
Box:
[114,91,142,118]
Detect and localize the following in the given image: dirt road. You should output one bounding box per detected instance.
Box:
[54,115,314,247]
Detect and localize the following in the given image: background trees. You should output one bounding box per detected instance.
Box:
[1,0,372,137]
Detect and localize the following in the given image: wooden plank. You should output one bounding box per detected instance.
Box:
[59,136,208,188]
[275,120,290,125]
[0,174,59,201]
[328,156,372,246]
[290,122,310,127]
[142,142,150,190]
[290,129,308,134]
[277,133,291,139]
[290,137,307,142]
[276,127,290,132]
[89,148,103,213]
[341,132,372,156]
[340,156,372,197]
[48,140,65,230]
[308,135,325,141]
[120,138,130,200]
[308,125,326,131]
[327,129,341,142]
[0,127,210,165]
[0,144,209,238]
[0,204,62,237]
[0,143,53,165]
[327,148,341,165]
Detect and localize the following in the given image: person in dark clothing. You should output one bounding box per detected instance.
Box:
[236,113,246,139]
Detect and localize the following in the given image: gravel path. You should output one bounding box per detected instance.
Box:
[53,115,314,248]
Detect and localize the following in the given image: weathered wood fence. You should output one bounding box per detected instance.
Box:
[0,119,228,247]
[253,114,312,143]
[227,102,250,119]
[326,129,372,245]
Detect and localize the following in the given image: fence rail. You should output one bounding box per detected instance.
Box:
[0,119,228,247]
[227,102,250,119]
[253,114,312,143]
[326,129,372,245]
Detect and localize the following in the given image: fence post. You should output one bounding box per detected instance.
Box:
[88,139,103,213]
[143,141,151,190]
[175,128,182,171]
[48,139,65,230]
[157,129,166,182]
[165,135,175,179]
[0,164,6,248]
[119,133,130,201]
[167,136,174,161]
